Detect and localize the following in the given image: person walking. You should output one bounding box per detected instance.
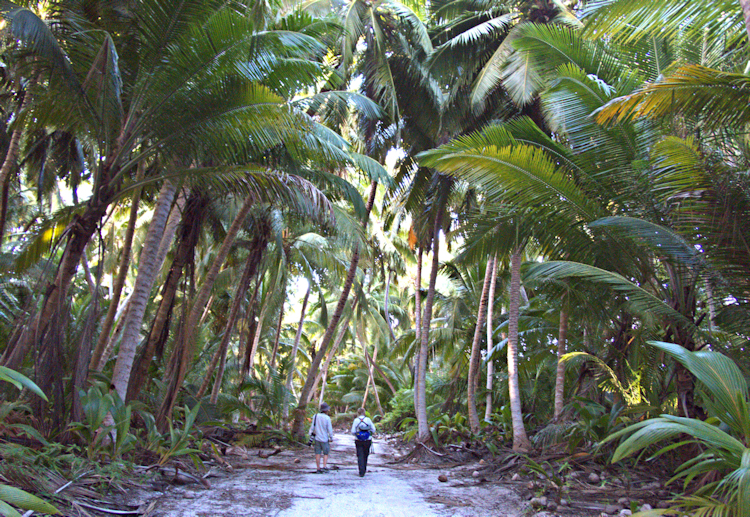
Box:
[351,407,376,477]
[309,402,334,473]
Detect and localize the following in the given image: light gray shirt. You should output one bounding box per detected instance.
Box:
[350,415,376,438]
[309,412,333,442]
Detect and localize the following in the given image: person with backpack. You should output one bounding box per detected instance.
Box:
[351,407,376,477]
[309,402,334,474]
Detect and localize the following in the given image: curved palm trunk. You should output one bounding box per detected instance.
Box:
[290,182,377,439]
[468,259,494,432]
[312,299,356,400]
[2,193,111,371]
[484,254,498,421]
[126,192,206,401]
[282,284,311,426]
[156,194,255,430]
[89,165,147,372]
[553,304,569,420]
[364,345,384,416]
[196,242,262,400]
[417,208,443,442]
[246,294,270,375]
[110,180,178,402]
[508,245,531,450]
[291,246,360,437]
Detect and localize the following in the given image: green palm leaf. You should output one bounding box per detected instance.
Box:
[581,0,743,46]
[594,65,750,130]
[0,484,59,515]
[649,341,750,438]
[524,261,695,330]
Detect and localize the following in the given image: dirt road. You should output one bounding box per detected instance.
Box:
[137,432,524,516]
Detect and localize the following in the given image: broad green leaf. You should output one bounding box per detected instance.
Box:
[0,366,48,401]
[0,485,59,515]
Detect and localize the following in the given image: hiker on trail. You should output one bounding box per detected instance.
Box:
[351,408,376,477]
[309,402,334,474]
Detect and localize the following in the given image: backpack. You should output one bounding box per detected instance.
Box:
[355,417,371,441]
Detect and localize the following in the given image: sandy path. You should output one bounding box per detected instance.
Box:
[136,432,523,516]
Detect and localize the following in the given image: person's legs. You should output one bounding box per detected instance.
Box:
[314,440,324,472]
[355,440,366,476]
[320,441,330,470]
[361,440,372,475]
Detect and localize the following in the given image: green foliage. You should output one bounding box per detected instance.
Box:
[140,405,203,467]
[604,342,750,516]
[0,365,47,401]
[67,382,136,461]
[378,388,415,431]
[0,484,60,517]
[0,368,59,516]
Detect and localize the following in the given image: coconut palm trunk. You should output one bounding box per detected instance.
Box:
[508,244,531,450]
[416,207,443,442]
[156,194,255,429]
[553,304,569,420]
[89,164,147,371]
[245,295,270,375]
[2,190,112,371]
[125,192,207,401]
[110,180,178,401]
[281,283,311,425]
[197,234,268,400]
[468,258,494,432]
[484,254,498,421]
[312,299,356,401]
[364,346,385,416]
[413,247,423,414]
[0,85,32,245]
[290,182,377,439]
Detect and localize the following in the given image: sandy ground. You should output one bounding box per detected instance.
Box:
[132,432,525,517]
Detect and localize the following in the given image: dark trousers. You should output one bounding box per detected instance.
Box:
[355,439,371,476]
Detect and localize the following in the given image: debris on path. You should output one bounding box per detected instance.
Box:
[128,432,523,516]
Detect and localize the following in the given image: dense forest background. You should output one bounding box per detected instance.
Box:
[1,0,750,515]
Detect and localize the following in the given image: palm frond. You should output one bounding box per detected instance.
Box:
[523,261,696,331]
[581,0,743,46]
[594,65,750,130]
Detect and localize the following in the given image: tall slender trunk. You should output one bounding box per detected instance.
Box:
[3,194,110,371]
[312,299,356,399]
[508,245,531,450]
[384,269,395,340]
[553,304,569,420]
[110,180,177,402]
[364,345,384,416]
[484,255,498,421]
[0,86,32,245]
[156,195,255,430]
[413,247,423,417]
[196,244,261,400]
[282,284,311,426]
[417,208,443,442]
[89,164,147,372]
[246,295,270,375]
[468,259,493,432]
[126,192,205,401]
[267,301,285,375]
[290,182,377,439]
